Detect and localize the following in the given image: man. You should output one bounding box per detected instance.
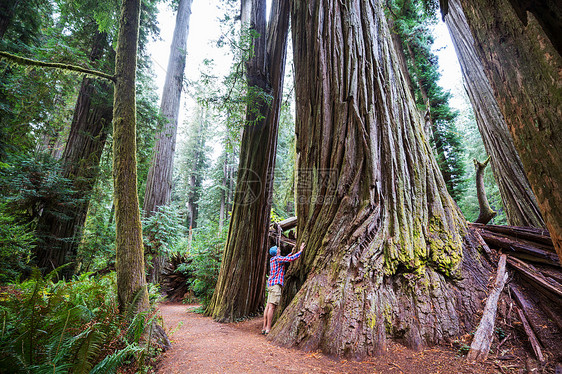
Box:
[262,242,304,335]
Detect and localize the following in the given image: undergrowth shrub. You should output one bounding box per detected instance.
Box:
[0,269,161,373]
[178,225,226,307]
[0,201,34,283]
[143,204,185,275]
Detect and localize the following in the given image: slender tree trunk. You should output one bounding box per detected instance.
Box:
[35,30,113,275]
[444,0,545,228]
[207,0,290,322]
[269,0,490,358]
[113,0,148,312]
[453,0,562,262]
[143,0,193,217]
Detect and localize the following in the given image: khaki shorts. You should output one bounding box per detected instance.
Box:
[267,284,282,305]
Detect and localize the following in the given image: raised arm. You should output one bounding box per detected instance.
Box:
[279,243,305,262]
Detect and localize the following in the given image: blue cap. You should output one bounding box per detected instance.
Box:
[269,246,278,256]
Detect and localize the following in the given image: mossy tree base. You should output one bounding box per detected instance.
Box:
[268,0,491,358]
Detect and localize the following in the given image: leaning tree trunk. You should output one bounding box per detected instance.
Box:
[143,0,193,216]
[35,30,113,275]
[453,0,562,263]
[269,0,491,358]
[113,0,148,312]
[444,0,544,228]
[143,0,193,283]
[207,0,290,322]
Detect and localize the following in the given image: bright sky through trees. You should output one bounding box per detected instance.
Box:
[147,3,465,143]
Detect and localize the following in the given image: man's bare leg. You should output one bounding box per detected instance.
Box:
[265,303,276,333]
[262,304,271,333]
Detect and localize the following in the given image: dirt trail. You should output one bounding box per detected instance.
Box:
[155,303,497,374]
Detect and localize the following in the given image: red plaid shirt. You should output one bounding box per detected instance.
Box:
[268,251,302,287]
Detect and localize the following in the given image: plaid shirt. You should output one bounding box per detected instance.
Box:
[268,251,302,287]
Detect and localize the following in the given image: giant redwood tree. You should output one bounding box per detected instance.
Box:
[444,0,544,228]
[207,0,290,321]
[268,0,491,357]
[452,0,562,261]
[35,29,114,274]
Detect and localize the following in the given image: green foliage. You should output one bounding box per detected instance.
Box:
[78,181,116,272]
[0,152,78,227]
[0,202,34,283]
[143,204,186,257]
[178,225,227,307]
[0,270,159,373]
[173,103,214,229]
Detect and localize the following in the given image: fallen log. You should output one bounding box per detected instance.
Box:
[278,236,296,247]
[515,306,545,363]
[467,254,508,362]
[275,216,297,231]
[472,229,498,264]
[510,284,547,347]
[470,223,552,247]
[506,256,562,302]
[478,231,560,267]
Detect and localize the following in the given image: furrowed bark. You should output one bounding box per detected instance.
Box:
[269,0,490,358]
[456,0,562,262]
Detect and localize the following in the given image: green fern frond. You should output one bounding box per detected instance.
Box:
[71,327,106,374]
[89,344,144,374]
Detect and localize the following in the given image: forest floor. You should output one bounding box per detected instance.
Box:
[153,302,501,374]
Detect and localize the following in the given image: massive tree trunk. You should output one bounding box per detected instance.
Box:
[269,0,490,358]
[113,0,148,311]
[207,0,290,322]
[452,0,562,262]
[35,30,113,275]
[143,0,193,216]
[444,0,545,228]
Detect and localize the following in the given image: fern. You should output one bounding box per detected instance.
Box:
[71,328,106,374]
[90,344,144,374]
[0,271,161,373]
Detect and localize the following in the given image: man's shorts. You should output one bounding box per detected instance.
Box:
[267,284,282,305]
